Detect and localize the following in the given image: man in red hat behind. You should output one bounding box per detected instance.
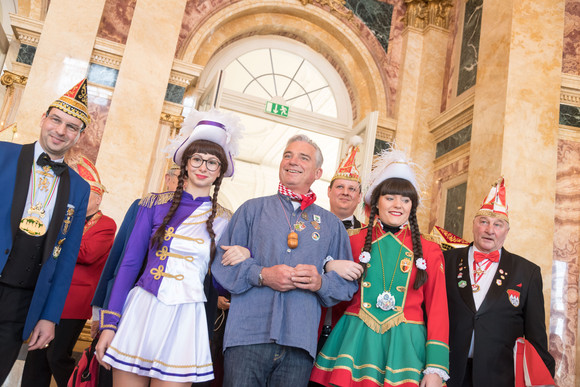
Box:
[0,79,91,384]
[21,156,116,387]
[444,177,555,387]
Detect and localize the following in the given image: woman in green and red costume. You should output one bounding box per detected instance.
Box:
[310,147,449,387]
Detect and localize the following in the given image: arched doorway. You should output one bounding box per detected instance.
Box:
[192,36,357,211]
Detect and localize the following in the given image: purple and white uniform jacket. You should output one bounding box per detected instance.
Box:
[100,191,230,330]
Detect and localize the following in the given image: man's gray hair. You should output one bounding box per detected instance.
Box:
[286,134,324,168]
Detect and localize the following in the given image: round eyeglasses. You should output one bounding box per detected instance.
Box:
[188,155,221,172]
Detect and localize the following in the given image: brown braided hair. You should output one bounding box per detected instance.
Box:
[151,139,228,270]
[360,178,427,289]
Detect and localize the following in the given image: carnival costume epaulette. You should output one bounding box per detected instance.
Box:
[216,203,233,220]
[347,227,364,237]
[421,232,442,246]
[139,192,175,208]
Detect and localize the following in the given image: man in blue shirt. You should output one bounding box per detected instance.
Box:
[212,134,358,387]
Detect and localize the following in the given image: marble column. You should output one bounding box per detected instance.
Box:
[96,0,187,223]
[464,0,564,372]
[395,19,450,230]
[14,0,106,144]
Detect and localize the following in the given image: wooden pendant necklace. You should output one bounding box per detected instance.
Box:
[277,195,298,249]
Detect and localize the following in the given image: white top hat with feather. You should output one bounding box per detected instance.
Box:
[364,144,421,205]
[170,109,244,177]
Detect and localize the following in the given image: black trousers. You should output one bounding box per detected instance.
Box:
[21,318,86,387]
[461,358,474,387]
[0,284,34,385]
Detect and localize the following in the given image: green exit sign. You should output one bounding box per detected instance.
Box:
[265,101,289,118]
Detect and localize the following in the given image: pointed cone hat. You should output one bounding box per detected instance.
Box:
[49,78,90,129]
[475,177,509,223]
[76,155,106,195]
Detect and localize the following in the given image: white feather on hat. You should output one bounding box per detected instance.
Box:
[364,144,422,205]
[166,109,244,177]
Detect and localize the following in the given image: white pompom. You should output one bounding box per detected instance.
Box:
[415,257,427,270]
[359,251,371,263]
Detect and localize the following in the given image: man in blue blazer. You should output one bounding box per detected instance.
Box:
[0,79,91,383]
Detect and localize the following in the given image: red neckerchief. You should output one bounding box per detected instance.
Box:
[278,182,317,210]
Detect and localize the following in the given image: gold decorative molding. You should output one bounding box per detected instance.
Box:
[160,112,184,136]
[404,0,453,30]
[0,70,28,88]
[299,0,353,21]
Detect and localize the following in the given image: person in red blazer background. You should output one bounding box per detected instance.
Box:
[21,156,116,387]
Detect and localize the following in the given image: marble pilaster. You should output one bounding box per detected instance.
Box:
[13,0,105,144]
[550,138,580,387]
[96,0,187,225]
[464,2,564,380]
[395,25,449,230]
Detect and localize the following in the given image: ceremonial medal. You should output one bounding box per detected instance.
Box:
[19,216,47,236]
[472,283,480,292]
[301,212,308,220]
[400,258,412,273]
[311,221,320,230]
[376,291,396,311]
[52,239,65,258]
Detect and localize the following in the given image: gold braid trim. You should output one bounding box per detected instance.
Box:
[347,227,364,237]
[344,310,406,334]
[216,204,233,220]
[139,192,175,208]
[421,232,441,246]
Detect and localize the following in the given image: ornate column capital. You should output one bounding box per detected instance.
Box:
[160,112,184,136]
[404,0,453,30]
[0,71,28,88]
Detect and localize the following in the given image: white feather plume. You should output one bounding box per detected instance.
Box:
[348,135,363,148]
[363,143,426,205]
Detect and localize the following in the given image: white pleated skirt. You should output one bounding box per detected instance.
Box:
[103,286,213,383]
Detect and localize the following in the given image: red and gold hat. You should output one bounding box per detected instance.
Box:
[332,136,362,184]
[475,177,508,223]
[76,156,106,195]
[430,225,470,251]
[49,78,90,129]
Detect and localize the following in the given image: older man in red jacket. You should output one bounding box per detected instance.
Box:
[21,156,116,387]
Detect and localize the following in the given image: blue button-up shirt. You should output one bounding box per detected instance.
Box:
[212,194,357,358]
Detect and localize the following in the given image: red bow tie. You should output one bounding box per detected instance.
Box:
[474,250,500,263]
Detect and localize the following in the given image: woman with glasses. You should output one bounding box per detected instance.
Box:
[95,110,246,386]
